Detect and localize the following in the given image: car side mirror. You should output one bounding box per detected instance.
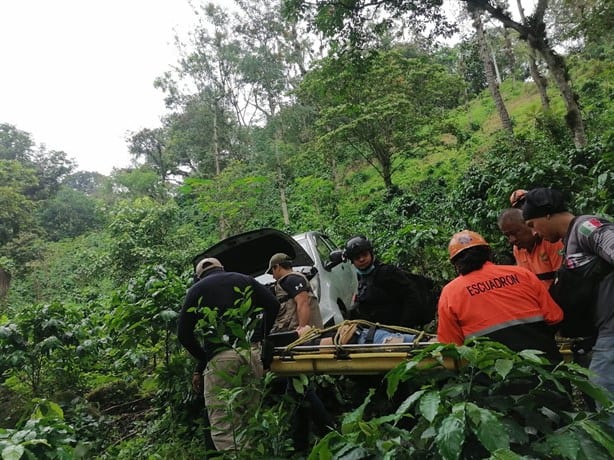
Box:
[325,249,345,271]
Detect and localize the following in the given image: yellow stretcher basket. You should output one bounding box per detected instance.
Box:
[268,320,578,376]
[270,342,460,376]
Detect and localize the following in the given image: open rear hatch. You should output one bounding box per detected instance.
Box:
[193,227,314,277]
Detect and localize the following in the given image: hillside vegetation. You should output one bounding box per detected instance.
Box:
[1,0,613,458]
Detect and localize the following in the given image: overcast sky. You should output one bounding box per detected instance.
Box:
[1,1,533,175]
[0,0,202,174]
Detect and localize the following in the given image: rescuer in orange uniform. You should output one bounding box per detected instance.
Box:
[498,207,563,289]
[437,230,564,359]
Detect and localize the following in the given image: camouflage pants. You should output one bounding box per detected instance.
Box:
[203,344,263,452]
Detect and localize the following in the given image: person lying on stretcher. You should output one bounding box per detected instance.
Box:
[297,323,417,346]
[266,320,428,351]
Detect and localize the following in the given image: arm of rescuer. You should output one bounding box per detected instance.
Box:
[436,286,465,346]
[294,291,311,327]
[279,274,312,327]
[584,219,614,266]
[178,278,280,392]
[177,289,209,393]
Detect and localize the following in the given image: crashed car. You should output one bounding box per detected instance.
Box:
[192,228,358,326]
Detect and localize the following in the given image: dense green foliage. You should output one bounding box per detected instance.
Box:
[312,340,614,459]
[1,0,613,458]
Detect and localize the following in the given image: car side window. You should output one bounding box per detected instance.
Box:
[315,235,336,263]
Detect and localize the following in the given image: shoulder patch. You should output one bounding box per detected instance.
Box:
[579,218,603,237]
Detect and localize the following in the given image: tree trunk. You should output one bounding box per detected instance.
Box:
[515,0,550,110]
[502,26,516,81]
[0,268,10,299]
[274,129,290,226]
[473,11,514,135]
[213,105,221,176]
[277,165,290,226]
[213,104,227,238]
[470,0,586,147]
[530,36,585,147]
[527,50,551,110]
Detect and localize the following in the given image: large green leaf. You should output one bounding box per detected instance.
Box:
[338,446,372,460]
[571,378,613,407]
[419,391,441,422]
[435,410,466,460]
[542,431,581,459]
[578,420,614,457]
[494,359,514,379]
[488,448,528,460]
[1,444,25,460]
[395,389,426,418]
[466,403,509,452]
[341,390,374,435]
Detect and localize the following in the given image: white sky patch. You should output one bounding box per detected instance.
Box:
[0,0,202,174]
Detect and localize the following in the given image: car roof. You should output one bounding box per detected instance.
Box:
[192,227,314,277]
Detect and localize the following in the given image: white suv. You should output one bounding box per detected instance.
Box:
[193,228,358,326]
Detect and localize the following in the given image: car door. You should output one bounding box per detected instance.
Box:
[312,233,358,319]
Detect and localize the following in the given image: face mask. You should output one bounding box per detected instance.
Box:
[356,264,375,275]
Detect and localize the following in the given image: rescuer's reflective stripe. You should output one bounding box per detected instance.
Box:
[466,315,545,339]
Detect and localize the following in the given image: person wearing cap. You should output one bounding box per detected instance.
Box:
[497,208,563,289]
[509,189,527,209]
[267,252,323,333]
[177,257,280,452]
[523,187,614,421]
[344,236,435,329]
[437,230,563,359]
[265,252,333,452]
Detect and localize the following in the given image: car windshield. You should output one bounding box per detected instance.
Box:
[293,234,308,251]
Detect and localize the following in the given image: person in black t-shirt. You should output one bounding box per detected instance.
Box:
[177,257,280,452]
[267,252,323,332]
[266,252,335,452]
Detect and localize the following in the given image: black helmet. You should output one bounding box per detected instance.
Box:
[344,236,373,260]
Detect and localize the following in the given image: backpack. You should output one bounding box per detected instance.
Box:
[549,258,610,338]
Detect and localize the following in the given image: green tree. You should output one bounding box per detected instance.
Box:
[299,49,464,192]
[163,92,243,178]
[285,0,589,147]
[109,166,168,201]
[127,127,177,184]
[27,148,76,200]
[106,197,193,279]
[62,170,107,196]
[470,8,513,135]
[0,123,34,162]
[38,187,104,241]
[0,160,40,246]
[183,161,278,236]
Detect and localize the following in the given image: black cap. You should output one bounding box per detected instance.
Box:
[522,188,568,220]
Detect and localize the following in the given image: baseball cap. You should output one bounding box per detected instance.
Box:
[522,188,568,220]
[195,257,223,278]
[267,253,292,273]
